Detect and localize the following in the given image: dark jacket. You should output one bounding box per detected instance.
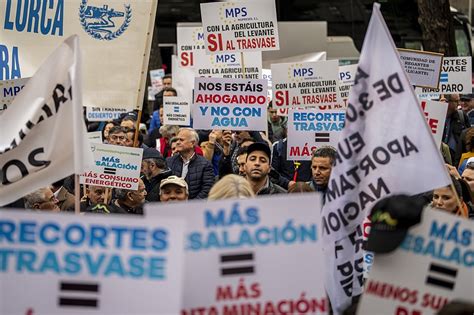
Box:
[143,169,172,202]
[272,139,312,182]
[167,154,215,199]
[257,178,287,195]
[443,110,470,165]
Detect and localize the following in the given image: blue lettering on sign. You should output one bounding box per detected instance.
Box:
[3,85,25,97]
[3,0,64,36]
[0,45,21,80]
[197,32,204,41]
[339,71,351,81]
[216,54,236,63]
[293,68,314,77]
[225,7,247,18]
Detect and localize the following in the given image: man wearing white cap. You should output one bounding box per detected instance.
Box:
[159,176,189,202]
[461,157,474,193]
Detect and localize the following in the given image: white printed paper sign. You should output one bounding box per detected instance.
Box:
[338,64,357,109]
[0,0,158,110]
[200,0,279,53]
[195,51,262,79]
[0,77,29,115]
[87,131,103,144]
[177,25,205,67]
[163,96,191,126]
[287,109,345,160]
[80,143,143,190]
[86,107,128,122]
[358,208,474,315]
[420,100,448,148]
[398,49,443,88]
[416,57,472,97]
[272,60,341,110]
[0,209,185,315]
[146,194,328,315]
[193,77,268,130]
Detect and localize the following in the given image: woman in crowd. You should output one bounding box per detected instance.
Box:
[208,174,255,200]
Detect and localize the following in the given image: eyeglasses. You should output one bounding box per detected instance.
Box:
[109,135,126,141]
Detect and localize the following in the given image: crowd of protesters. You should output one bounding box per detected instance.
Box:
[5,75,474,221]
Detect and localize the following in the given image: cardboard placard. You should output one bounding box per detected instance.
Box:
[87,131,103,144]
[398,49,443,89]
[163,96,191,126]
[201,0,279,53]
[86,107,128,122]
[420,100,448,148]
[80,143,143,190]
[338,64,357,109]
[0,77,29,115]
[194,51,262,79]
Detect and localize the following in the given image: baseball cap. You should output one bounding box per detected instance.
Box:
[460,93,473,101]
[246,142,271,160]
[159,176,188,192]
[365,195,424,254]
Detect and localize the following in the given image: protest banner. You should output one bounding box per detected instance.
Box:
[177,25,205,68]
[420,100,448,148]
[287,109,345,161]
[150,68,165,88]
[195,51,262,79]
[398,49,443,88]
[172,55,195,107]
[271,60,341,110]
[358,208,474,315]
[0,36,92,207]
[163,96,191,126]
[80,143,143,190]
[338,64,357,109]
[416,57,472,97]
[193,77,268,130]
[0,209,185,314]
[200,0,280,53]
[85,107,128,122]
[0,77,29,115]
[320,5,451,313]
[0,0,158,110]
[145,194,328,315]
[87,131,103,144]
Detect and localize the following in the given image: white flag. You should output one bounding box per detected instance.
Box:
[0,35,92,206]
[321,4,451,313]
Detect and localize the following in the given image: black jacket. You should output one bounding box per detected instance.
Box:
[272,139,312,183]
[143,169,173,202]
[257,178,287,195]
[166,154,215,199]
[443,110,470,165]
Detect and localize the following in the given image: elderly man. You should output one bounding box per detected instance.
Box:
[108,178,147,215]
[166,128,214,199]
[159,176,189,202]
[24,187,60,211]
[80,185,107,212]
[141,148,172,201]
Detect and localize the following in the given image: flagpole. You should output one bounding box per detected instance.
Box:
[74,174,80,214]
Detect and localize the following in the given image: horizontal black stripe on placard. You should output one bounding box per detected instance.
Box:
[220,253,253,263]
[58,298,98,308]
[315,133,330,137]
[60,282,99,292]
[221,266,254,276]
[315,138,330,142]
[429,263,457,277]
[426,277,455,290]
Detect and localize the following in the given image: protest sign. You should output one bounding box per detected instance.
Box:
[80,143,143,190]
[177,25,205,68]
[163,96,191,126]
[287,109,345,160]
[150,68,165,88]
[200,0,279,53]
[271,60,341,110]
[193,77,268,130]
[420,100,448,148]
[358,208,474,315]
[398,49,443,88]
[320,5,451,313]
[0,36,92,207]
[87,131,103,144]
[0,209,185,314]
[416,57,472,97]
[338,64,357,109]
[0,0,158,110]
[145,194,328,315]
[195,51,262,79]
[85,107,129,122]
[172,55,195,107]
[0,77,29,115]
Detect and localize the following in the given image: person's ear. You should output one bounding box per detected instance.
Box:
[127,192,134,201]
[33,203,40,209]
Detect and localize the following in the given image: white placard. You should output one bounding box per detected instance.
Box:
[416,57,472,97]
[193,77,268,130]
[0,209,185,314]
[0,0,158,110]
[0,77,29,115]
[87,131,103,144]
[145,194,329,314]
[86,107,128,122]
[420,100,448,148]
[358,208,474,315]
[194,51,262,79]
[338,64,357,109]
[201,0,279,53]
[271,60,341,110]
[80,143,144,190]
[177,25,205,67]
[287,108,345,161]
[150,68,165,88]
[163,96,191,126]
[398,49,443,88]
